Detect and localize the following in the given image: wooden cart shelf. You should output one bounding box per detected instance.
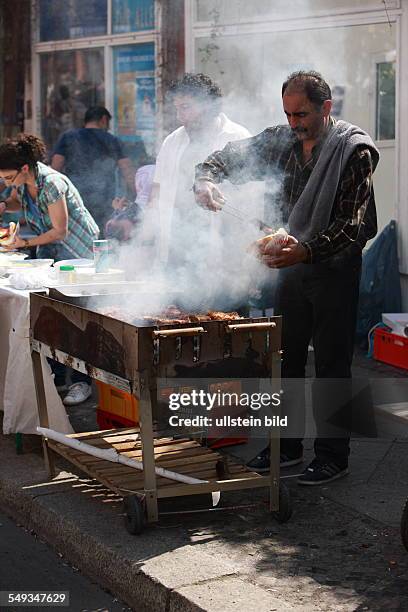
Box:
[47,427,267,499]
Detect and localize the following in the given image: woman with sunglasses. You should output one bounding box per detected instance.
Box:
[0,133,99,260]
[0,133,99,406]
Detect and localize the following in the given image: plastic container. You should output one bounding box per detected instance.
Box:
[373,328,408,370]
[95,381,139,424]
[58,264,76,284]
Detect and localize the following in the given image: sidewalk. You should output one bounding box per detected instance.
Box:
[1,352,408,611]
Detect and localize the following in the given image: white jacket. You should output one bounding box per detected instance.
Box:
[153,113,251,264]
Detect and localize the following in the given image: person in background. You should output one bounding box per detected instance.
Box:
[0,133,99,406]
[147,73,251,271]
[105,163,155,242]
[194,71,379,485]
[51,106,135,235]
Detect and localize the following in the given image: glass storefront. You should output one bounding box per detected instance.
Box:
[35,0,157,157]
[40,49,105,150]
[39,0,107,41]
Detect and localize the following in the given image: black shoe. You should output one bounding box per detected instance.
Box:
[246,448,303,473]
[298,458,349,486]
[280,452,303,468]
[246,447,270,472]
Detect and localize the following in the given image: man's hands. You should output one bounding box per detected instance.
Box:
[112,196,129,210]
[257,234,308,268]
[193,180,225,211]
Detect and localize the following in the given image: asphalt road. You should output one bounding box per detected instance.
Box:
[0,512,131,612]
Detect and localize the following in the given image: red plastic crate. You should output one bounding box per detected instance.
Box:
[96,408,136,430]
[373,328,408,370]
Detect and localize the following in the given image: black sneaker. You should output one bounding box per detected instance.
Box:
[246,448,303,472]
[246,447,270,472]
[280,452,304,468]
[298,458,349,486]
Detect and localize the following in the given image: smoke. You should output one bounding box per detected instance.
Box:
[103,2,395,317]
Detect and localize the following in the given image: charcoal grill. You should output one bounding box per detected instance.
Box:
[30,287,290,533]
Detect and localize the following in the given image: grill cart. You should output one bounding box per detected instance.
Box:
[30,287,291,533]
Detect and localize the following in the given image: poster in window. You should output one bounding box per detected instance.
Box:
[113,43,155,151]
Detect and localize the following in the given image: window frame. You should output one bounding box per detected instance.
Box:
[371,51,396,146]
[31,0,161,143]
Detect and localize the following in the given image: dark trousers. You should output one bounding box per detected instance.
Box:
[275,256,362,467]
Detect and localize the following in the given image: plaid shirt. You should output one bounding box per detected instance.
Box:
[17,162,99,258]
[196,120,377,263]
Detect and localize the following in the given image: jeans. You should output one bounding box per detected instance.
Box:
[275,256,362,467]
[39,242,91,387]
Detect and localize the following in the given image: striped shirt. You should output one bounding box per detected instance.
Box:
[17,162,99,258]
[196,120,377,263]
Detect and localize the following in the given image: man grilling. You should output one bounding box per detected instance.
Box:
[194,71,379,485]
[146,73,250,291]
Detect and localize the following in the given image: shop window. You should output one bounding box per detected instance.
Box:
[112,0,154,33]
[112,43,155,155]
[39,0,107,42]
[376,61,396,141]
[40,49,105,150]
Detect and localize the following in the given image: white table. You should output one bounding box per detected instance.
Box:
[0,281,73,434]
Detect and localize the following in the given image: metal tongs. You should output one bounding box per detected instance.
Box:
[218,200,272,234]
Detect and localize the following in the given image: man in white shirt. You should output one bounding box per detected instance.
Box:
[148,74,251,289]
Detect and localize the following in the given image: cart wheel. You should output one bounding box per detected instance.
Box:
[401,498,408,551]
[271,483,292,524]
[124,495,145,535]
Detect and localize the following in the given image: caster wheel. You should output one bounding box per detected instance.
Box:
[271,483,292,524]
[401,499,408,551]
[124,495,145,535]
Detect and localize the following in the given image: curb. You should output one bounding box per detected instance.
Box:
[0,438,293,612]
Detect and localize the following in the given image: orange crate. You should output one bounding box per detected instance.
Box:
[95,381,139,424]
[373,328,408,370]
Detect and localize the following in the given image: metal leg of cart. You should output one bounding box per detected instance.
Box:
[31,349,56,478]
[270,348,292,523]
[137,372,158,525]
[270,349,281,512]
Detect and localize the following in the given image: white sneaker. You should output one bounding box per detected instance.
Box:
[63,382,92,406]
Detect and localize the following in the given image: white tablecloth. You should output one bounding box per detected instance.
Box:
[0,282,73,434]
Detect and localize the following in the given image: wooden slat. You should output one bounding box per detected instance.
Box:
[67,441,212,465]
[48,437,266,498]
[94,451,219,477]
[68,427,142,440]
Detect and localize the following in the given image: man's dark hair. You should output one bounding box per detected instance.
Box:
[84,106,112,124]
[168,73,223,116]
[282,71,332,108]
